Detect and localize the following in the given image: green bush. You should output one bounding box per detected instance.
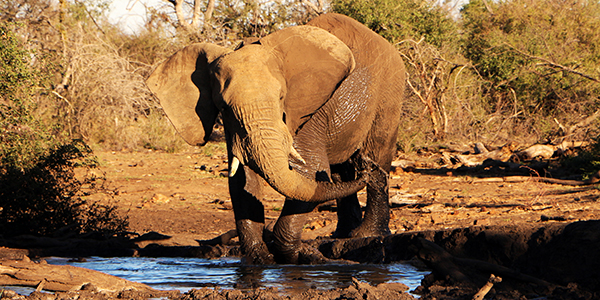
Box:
[331,0,458,47]
[0,21,127,237]
[0,22,57,171]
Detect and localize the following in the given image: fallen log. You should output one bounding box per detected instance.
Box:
[0,258,157,293]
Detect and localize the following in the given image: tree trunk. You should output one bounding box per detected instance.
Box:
[204,0,216,30]
[166,0,214,31]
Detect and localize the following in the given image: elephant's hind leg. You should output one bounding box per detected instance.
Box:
[330,162,362,238]
[350,158,391,238]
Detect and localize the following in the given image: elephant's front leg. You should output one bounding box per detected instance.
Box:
[229,165,275,264]
[271,199,318,264]
[350,157,391,238]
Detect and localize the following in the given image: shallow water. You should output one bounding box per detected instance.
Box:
[41,256,428,293]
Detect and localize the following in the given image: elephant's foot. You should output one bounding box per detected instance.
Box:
[241,243,275,265]
[271,199,318,263]
[237,219,275,265]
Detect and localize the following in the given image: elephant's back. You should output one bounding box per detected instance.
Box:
[308,13,405,107]
[309,13,405,169]
[307,13,404,77]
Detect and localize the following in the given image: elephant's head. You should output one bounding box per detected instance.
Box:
[146,26,366,202]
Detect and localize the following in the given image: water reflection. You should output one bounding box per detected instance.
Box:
[44,257,428,293]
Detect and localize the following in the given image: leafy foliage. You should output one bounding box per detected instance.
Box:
[0,22,56,172]
[331,0,458,47]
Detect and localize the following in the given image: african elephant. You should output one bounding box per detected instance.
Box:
[146,13,405,264]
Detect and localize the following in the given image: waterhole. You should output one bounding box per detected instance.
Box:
[43,257,428,293]
[2,257,428,296]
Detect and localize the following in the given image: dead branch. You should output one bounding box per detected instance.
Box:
[73,0,106,35]
[481,0,495,15]
[517,144,556,160]
[407,72,441,134]
[402,38,452,137]
[567,110,600,136]
[463,169,600,186]
[438,141,597,186]
[444,142,517,167]
[473,274,502,300]
[164,0,210,31]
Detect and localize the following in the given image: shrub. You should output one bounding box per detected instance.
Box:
[461,0,600,123]
[0,21,127,237]
[331,0,458,47]
[0,21,60,171]
[0,140,128,237]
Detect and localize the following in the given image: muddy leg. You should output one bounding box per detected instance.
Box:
[230,165,274,265]
[350,159,391,238]
[271,199,318,264]
[330,162,362,238]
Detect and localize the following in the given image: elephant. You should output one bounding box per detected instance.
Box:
[146,13,406,264]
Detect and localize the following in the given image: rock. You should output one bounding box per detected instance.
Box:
[151,193,170,204]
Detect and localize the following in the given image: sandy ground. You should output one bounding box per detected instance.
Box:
[89,144,600,247]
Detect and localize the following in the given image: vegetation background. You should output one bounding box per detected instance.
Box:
[1,0,600,236]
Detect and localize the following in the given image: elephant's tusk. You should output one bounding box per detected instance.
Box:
[290,147,306,164]
[229,156,241,177]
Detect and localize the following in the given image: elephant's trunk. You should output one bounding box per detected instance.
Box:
[241,113,366,202]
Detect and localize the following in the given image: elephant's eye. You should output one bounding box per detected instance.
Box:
[282,112,287,124]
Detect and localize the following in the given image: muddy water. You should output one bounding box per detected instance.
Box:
[45,257,428,293]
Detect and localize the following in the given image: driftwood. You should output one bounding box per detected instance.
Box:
[517,140,589,160]
[473,274,502,300]
[0,258,157,293]
[442,142,517,167]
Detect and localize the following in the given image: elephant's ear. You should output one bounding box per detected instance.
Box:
[146,43,232,146]
[259,26,356,133]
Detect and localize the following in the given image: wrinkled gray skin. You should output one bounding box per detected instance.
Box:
[146,13,405,264]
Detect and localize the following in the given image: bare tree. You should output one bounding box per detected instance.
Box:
[163,0,214,31]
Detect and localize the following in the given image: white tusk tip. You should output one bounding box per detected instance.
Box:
[229,156,241,177]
